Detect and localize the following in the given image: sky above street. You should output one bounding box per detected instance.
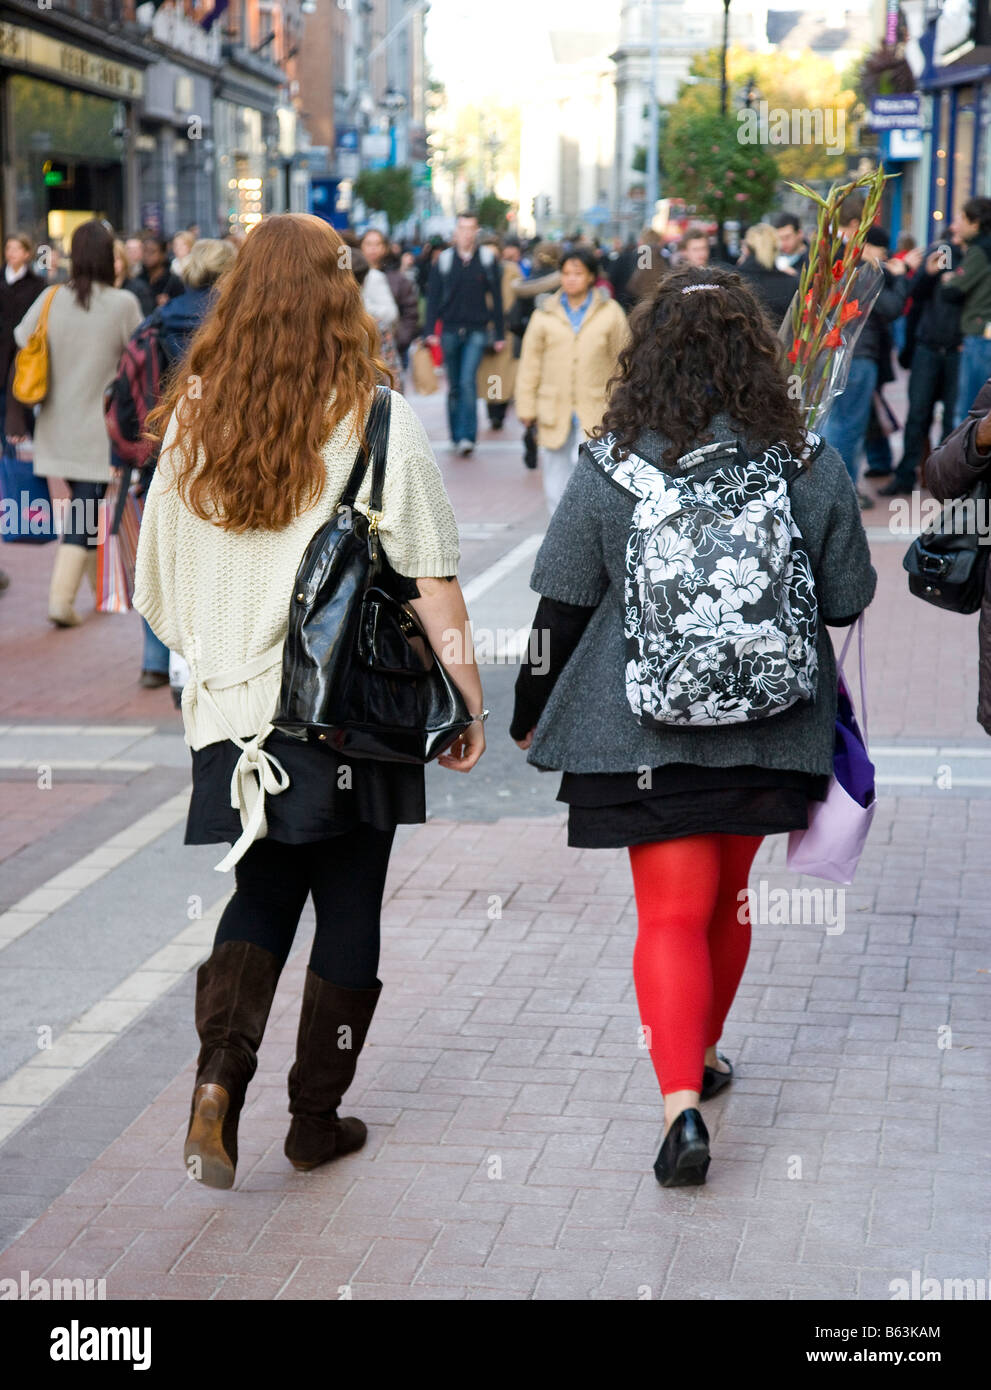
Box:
[425,0,621,99]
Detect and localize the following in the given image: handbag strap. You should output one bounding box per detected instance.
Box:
[109,465,133,537]
[35,285,58,336]
[339,385,393,515]
[835,613,870,752]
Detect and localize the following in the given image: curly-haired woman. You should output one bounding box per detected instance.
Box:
[510,265,877,1187]
[134,215,486,1189]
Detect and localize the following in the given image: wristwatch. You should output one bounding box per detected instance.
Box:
[471,709,490,724]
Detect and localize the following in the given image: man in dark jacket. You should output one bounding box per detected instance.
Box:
[424,212,505,455]
[360,228,419,364]
[939,196,991,425]
[822,203,916,508]
[925,376,991,733]
[879,235,964,495]
[126,233,184,316]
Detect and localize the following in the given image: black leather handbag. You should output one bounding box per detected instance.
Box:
[271,386,474,763]
[903,479,991,614]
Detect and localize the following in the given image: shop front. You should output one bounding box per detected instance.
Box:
[215,46,282,237]
[0,17,145,254]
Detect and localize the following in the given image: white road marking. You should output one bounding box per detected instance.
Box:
[460,533,544,606]
[0,725,157,737]
[0,793,189,954]
[0,890,231,1143]
[0,759,153,772]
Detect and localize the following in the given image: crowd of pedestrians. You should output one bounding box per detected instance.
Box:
[6,196,991,1196]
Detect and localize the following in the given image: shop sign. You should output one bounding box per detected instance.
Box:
[0,22,144,99]
[867,95,922,131]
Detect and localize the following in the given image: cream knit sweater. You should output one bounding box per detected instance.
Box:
[133,388,460,868]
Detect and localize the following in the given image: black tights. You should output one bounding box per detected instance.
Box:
[213,826,396,989]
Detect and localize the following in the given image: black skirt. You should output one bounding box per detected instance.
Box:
[185,730,425,846]
[557,764,830,849]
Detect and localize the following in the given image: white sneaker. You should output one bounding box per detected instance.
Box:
[457,439,474,456]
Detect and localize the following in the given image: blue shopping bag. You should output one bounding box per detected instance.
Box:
[0,442,56,543]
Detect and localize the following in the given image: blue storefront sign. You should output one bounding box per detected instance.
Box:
[868,95,922,130]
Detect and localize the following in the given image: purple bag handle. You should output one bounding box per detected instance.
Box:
[835,613,869,753]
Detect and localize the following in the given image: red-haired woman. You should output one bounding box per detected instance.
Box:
[134,214,486,1190]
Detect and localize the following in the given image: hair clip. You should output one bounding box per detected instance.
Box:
[681,283,721,295]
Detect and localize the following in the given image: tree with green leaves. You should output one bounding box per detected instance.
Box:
[665,108,779,227]
[353,167,415,231]
[476,193,511,231]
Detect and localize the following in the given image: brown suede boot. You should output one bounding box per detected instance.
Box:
[183,940,284,1189]
[284,970,382,1171]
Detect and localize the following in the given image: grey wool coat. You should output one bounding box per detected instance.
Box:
[524,413,878,777]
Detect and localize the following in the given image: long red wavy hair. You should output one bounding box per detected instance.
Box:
[148,213,389,532]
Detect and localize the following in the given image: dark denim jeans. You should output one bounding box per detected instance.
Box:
[441,327,486,444]
[892,343,961,488]
[824,356,878,486]
[955,334,991,427]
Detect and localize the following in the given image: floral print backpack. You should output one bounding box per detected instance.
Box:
[582,431,823,727]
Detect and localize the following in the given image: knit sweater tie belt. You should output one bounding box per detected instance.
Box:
[196,643,289,873]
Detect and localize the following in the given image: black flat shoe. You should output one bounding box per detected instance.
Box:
[863,467,893,478]
[700,1053,733,1101]
[654,1108,710,1187]
[878,479,915,496]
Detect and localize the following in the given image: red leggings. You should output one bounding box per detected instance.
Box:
[628,833,762,1096]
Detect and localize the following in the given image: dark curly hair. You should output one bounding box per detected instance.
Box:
[595,264,806,467]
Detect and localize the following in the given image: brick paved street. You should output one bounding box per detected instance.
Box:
[1,379,989,1302]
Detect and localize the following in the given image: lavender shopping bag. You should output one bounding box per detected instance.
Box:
[787,616,875,884]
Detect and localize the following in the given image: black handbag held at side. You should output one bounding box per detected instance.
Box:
[903,478,991,614]
[270,385,474,763]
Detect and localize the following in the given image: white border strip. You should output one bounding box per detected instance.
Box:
[0,891,231,1143]
[0,793,189,955]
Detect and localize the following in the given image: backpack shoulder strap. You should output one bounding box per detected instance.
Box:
[438,247,453,276]
[581,434,668,503]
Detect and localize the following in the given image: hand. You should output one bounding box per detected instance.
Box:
[940,271,957,284]
[885,257,907,276]
[926,250,946,276]
[6,434,27,445]
[518,417,535,429]
[155,293,169,307]
[437,718,485,772]
[493,339,506,353]
[975,409,991,455]
[904,247,924,272]
[514,727,536,750]
[425,334,439,347]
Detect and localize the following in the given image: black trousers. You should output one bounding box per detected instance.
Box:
[894,343,960,487]
[62,480,107,548]
[213,826,396,989]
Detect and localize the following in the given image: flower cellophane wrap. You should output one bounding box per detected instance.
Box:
[778,257,884,434]
[778,168,894,434]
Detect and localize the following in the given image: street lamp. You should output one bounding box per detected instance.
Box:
[645,0,660,225]
[720,0,731,118]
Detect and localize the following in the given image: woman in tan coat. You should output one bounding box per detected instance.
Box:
[515,246,630,512]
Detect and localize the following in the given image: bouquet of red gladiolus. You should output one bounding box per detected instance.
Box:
[779,166,895,432]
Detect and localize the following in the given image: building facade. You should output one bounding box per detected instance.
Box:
[0,0,149,251]
[296,0,429,232]
[0,0,307,253]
